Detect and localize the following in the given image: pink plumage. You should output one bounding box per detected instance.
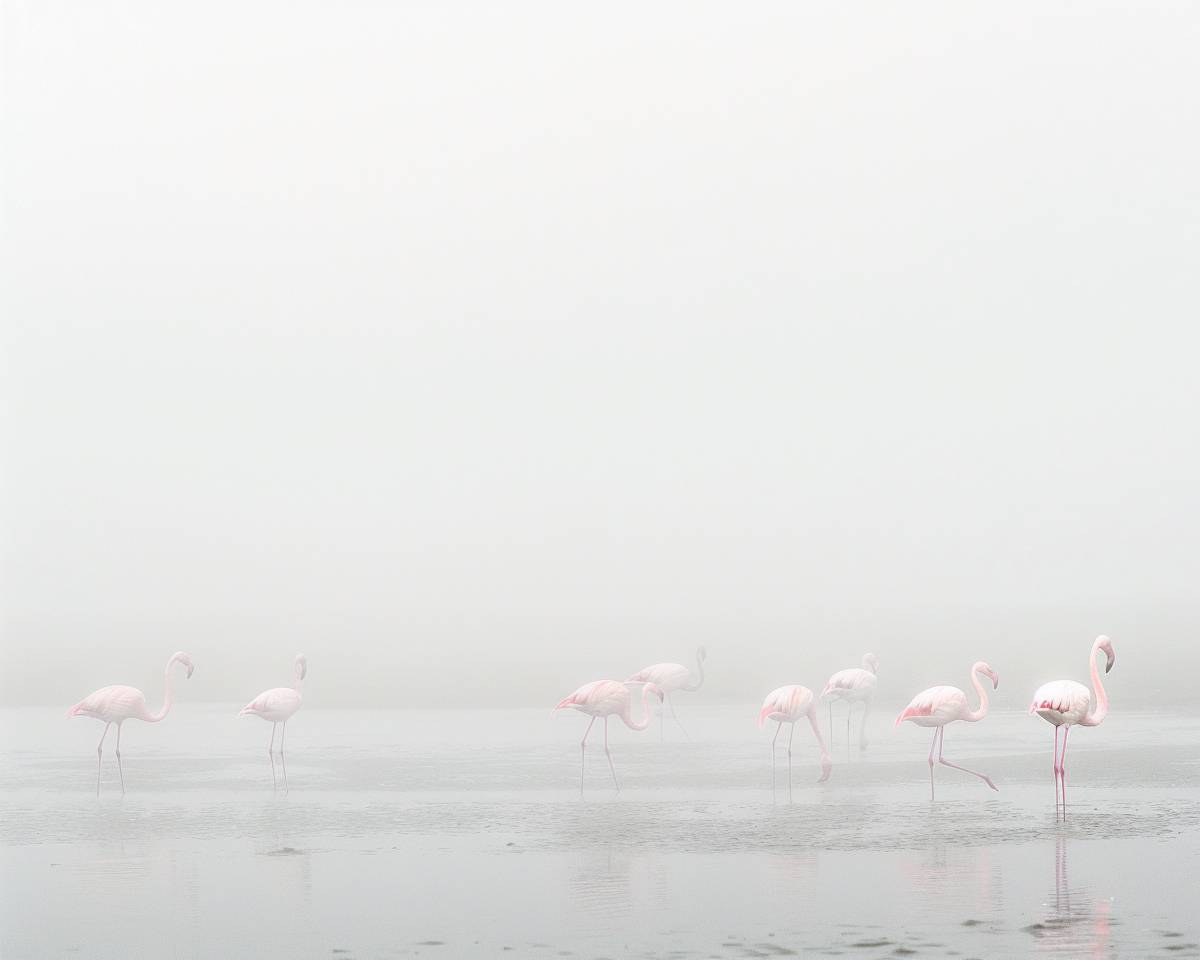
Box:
[627,647,706,742]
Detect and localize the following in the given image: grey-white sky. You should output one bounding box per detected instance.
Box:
[3,2,1199,707]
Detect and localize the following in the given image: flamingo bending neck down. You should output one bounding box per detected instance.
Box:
[67,651,195,796]
[240,654,307,795]
[820,652,879,754]
[1029,635,1115,814]
[896,660,999,801]
[758,684,832,797]
[555,680,664,794]
[627,646,706,742]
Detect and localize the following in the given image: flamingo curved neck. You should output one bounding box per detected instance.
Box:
[683,649,705,692]
[141,659,177,723]
[1080,641,1109,727]
[965,666,990,722]
[623,687,657,731]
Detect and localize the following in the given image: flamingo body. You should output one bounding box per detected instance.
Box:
[1030,680,1092,726]
[758,684,817,726]
[68,685,156,723]
[896,685,971,727]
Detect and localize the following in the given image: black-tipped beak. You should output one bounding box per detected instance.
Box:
[993,677,1000,690]
[1105,658,1114,674]
[187,665,195,679]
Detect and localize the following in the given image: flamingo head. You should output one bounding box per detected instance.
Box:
[978,662,999,689]
[863,652,880,674]
[696,646,707,663]
[644,682,665,703]
[171,652,195,679]
[1096,635,1115,674]
[294,654,308,681]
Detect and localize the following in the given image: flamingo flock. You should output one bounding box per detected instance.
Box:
[67,636,1118,810]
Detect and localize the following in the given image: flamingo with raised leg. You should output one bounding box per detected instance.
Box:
[240,654,307,795]
[758,685,832,796]
[555,680,664,794]
[896,661,999,800]
[1029,635,1115,815]
[67,651,195,796]
[627,646,706,741]
[820,652,879,753]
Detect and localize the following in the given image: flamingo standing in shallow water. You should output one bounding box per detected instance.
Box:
[67,651,195,796]
[555,680,663,794]
[240,654,307,795]
[627,646,706,741]
[896,661,999,800]
[758,685,832,796]
[1030,635,1116,814]
[820,652,879,753]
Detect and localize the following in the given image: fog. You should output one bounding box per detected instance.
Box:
[4,1,1199,708]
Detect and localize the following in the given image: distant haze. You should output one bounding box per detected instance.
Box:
[4,2,1198,707]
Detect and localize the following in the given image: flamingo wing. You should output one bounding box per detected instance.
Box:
[820,668,876,699]
[67,685,146,722]
[896,685,965,726]
[555,680,628,716]
[758,685,813,726]
[1030,680,1090,720]
[240,686,302,721]
[627,662,690,691]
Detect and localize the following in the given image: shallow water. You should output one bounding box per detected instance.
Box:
[3,705,1199,958]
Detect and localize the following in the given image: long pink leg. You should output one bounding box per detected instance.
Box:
[1065,729,1075,811]
[771,721,782,792]
[1052,725,1062,814]
[603,717,620,792]
[938,727,998,791]
[928,727,940,801]
[96,722,112,796]
[279,721,289,797]
[786,720,795,801]
[666,696,690,741]
[579,716,595,795]
[268,722,278,793]
[828,702,834,750]
[115,723,126,796]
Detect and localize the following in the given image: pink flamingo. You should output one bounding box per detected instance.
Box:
[896,661,999,800]
[820,652,879,753]
[66,651,195,796]
[757,685,832,794]
[554,680,664,794]
[1029,635,1115,813]
[627,646,706,741]
[240,654,307,795]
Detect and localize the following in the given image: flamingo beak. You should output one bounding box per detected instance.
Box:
[1105,656,1114,674]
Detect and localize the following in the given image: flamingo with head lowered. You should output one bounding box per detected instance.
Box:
[1030,635,1116,814]
[820,652,879,753]
[627,646,706,741]
[758,684,832,796]
[240,654,307,795]
[555,680,663,794]
[896,661,999,800]
[67,651,195,796]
